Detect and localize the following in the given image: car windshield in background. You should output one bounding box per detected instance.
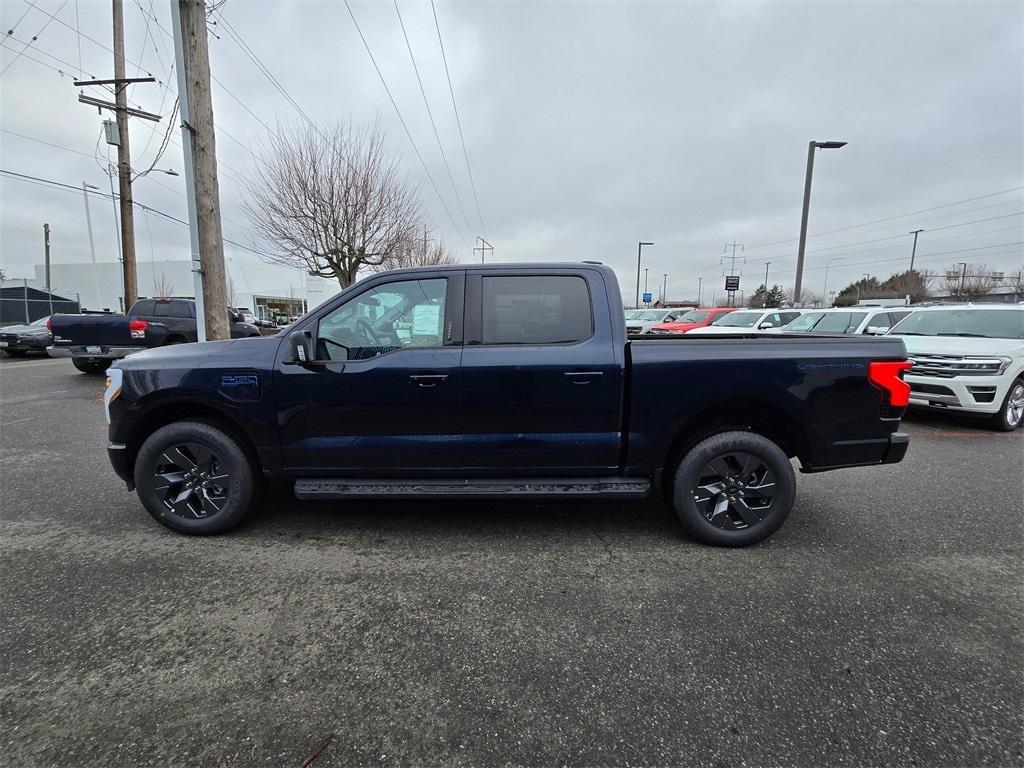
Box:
[811,312,867,333]
[711,311,760,328]
[889,309,1024,339]
[783,312,824,332]
[624,310,644,320]
[30,316,50,327]
[636,311,665,321]
[677,310,711,323]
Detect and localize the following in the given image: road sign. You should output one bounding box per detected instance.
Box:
[724,276,740,291]
[642,292,652,303]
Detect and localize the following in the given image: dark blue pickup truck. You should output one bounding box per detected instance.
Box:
[103,263,911,546]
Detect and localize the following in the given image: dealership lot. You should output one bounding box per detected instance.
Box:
[1,355,1021,767]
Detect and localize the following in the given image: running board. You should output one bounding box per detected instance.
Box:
[294,477,651,500]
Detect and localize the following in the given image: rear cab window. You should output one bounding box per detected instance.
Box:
[481,275,593,344]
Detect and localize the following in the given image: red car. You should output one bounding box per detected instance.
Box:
[648,307,736,334]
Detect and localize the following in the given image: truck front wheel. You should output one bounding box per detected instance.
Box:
[991,378,1024,431]
[71,358,111,375]
[671,430,796,547]
[133,421,254,535]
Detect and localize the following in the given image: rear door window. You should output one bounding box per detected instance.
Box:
[130,300,156,317]
[481,275,592,344]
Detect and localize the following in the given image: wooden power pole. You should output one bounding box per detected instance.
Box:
[171,0,229,341]
[74,1,159,312]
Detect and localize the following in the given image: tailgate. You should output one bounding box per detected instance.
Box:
[49,315,131,347]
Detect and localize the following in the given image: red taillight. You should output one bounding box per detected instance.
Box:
[45,318,52,332]
[129,318,148,339]
[869,360,912,407]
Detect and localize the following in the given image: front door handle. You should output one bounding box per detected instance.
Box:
[564,371,604,384]
[410,374,449,388]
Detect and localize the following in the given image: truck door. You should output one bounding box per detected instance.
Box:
[275,274,464,472]
[459,270,623,474]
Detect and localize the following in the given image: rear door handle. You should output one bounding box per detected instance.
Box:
[564,371,604,384]
[410,374,449,387]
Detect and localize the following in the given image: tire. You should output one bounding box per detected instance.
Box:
[990,378,1024,432]
[71,357,111,375]
[133,420,255,535]
[164,336,186,346]
[670,430,796,547]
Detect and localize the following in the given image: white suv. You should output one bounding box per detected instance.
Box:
[887,305,1024,431]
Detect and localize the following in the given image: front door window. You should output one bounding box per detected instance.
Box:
[315,278,448,361]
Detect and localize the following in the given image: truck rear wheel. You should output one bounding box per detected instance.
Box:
[133,421,254,535]
[670,430,796,547]
[71,358,111,375]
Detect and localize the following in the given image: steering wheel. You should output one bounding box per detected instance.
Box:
[356,318,382,346]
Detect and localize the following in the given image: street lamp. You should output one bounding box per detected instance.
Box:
[822,256,845,306]
[82,182,101,309]
[793,140,847,305]
[635,241,653,308]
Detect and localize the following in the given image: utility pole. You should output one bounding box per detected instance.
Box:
[472,236,494,263]
[172,0,229,341]
[722,241,744,307]
[82,182,102,309]
[909,229,924,272]
[74,0,159,312]
[957,262,968,300]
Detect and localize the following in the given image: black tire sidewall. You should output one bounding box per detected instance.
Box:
[671,430,796,547]
[72,358,110,374]
[134,421,254,535]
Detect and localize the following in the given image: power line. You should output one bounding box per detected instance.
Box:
[343,0,471,250]
[744,185,1024,251]
[0,127,94,158]
[393,0,474,236]
[0,0,69,77]
[430,0,486,237]
[1,1,41,48]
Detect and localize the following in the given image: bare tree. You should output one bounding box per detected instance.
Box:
[243,120,424,289]
[381,228,459,270]
[153,272,174,298]
[943,263,1001,301]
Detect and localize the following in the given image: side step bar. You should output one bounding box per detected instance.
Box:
[294,477,651,500]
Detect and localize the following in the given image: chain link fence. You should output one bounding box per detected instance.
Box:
[0,280,81,326]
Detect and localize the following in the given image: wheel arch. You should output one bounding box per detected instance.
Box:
[125,401,263,478]
[660,398,810,500]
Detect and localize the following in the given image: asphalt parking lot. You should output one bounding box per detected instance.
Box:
[1,354,1022,767]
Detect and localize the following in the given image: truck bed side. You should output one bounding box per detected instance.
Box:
[624,335,908,474]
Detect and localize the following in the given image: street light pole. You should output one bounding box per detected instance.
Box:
[822,256,845,306]
[793,140,847,305]
[643,267,649,301]
[697,276,703,306]
[763,261,770,288]
[82,182,101,309]
[635,241,653,308]
[662,272,668,304]
[909,229,924,272]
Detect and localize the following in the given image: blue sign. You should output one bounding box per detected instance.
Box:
[642,292,653,303]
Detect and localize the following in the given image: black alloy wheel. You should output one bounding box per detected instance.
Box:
[691,451,777,531]
[152,442,231,519]
[134,420,254,534]
[671,430,796,547]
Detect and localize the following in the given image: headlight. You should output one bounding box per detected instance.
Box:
[104,368,123,425]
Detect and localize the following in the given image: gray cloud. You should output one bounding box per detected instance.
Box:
[1,0,1021,304]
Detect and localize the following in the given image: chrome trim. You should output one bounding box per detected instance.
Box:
[907,354,1009,377]
[47,345,140,360]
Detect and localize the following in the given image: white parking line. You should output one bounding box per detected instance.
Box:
[0,359,66,371]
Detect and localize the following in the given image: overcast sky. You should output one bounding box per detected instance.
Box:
[1,0,1022,304]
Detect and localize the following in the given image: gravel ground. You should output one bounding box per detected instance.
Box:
[1,355,1021,767]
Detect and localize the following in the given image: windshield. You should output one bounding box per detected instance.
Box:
[30,316,49,327]
[889,309,1024,339]
[676,310,711,323]
[710,311,760,328]
[812,312,868,333]
[635,310,665,321]
[624,310,644,320]
[782,312,824,332]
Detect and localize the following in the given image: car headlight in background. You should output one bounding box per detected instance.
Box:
[104,368,123,425]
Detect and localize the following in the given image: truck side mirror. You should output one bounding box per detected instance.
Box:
[288,330,314,364]
[758,321,774,330]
